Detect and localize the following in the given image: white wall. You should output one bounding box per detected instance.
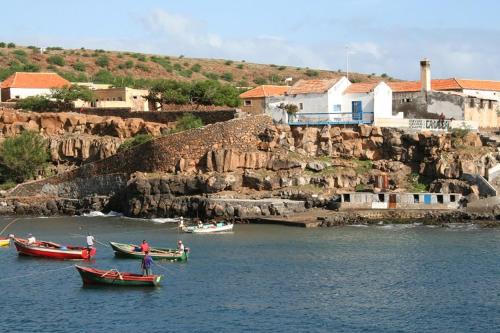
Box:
[373,82,400,119]
[9,88,52,99]
[327,77,351,114]
[342,92,374,122]
[462,89,500,101]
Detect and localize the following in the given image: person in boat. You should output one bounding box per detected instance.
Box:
[140,240,150,252]
[141,251,153,276]
[197,220,203,228]
[86,233,95,254]
[178,216,184,228]
[27,234,36,245]
[177,240,185,253]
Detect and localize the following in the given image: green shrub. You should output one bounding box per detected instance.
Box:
[270,64,277,67]
[13,50,27,57]
[305,69,319,77]
[0,42,5,48]
[150,57,172,72]
[124,60,134,69]
[353,159,373,174]
[72,62,86,71]
[173,63,182,71]
[224,60,233,66]
[253,77,267,85]
[175,113,203,132]
[191,63,201,72]
[238,80,249,87]
[135,63,150,72]
[203,72,219,80]
[179,54,184,59]
[0,131,49,182]
[236,64,244,69]
[355,184,366,192]
[407,173,428,192]
[177,69,192,78]
[221,72,233,81]
[137,55,146,62]
[16,95,54,112]
[95,55,109,67]
[117,54,124,58]
[117,134,153,152]
[47,55,65,66]
[7,43,15,48]
[46,46,63,51]
[381,73,388,78]
[278,66,287,71]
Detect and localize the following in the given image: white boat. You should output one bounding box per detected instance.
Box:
[183,223,234,234]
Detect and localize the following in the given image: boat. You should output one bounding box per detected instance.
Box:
[109,241,188,262]
[75,265,162,287]
[13,238,96,260]
[183,222,234,234]
[0,237,10,247]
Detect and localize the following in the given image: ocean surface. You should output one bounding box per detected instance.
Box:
[0,216,499,333]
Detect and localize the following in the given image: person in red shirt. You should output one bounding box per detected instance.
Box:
[140,240,150,253]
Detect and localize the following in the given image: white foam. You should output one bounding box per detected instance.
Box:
[83,211,123,217]
[150,217,180,224]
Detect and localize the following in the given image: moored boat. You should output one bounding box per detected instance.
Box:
[109,241,188,262]
[13,238,96,260]
[183,222,234,234]
[75,265,162,287]
[0,237,10,247]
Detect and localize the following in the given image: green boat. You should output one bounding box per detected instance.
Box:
[109,241,188,262]
[75,265,162,287]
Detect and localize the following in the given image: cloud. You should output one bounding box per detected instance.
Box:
[142,9,329,69]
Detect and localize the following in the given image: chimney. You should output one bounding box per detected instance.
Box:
[420,59,431,92]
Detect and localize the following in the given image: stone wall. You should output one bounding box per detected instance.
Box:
[79,108,240,126]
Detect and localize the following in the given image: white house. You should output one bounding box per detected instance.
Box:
[0,72,70,102]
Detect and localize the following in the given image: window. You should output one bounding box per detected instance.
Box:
[343,194,351,202]
[15,95,20,99]
[118,97,123,101]
[112,98,116,101]
[333,104,341,112]
[413,194,420,203]
[488,100,493,109]
[450,195,456,202]
[299,103,303,110]
[401,98,412,103]
[469,98,475,108]
[437,195,443,204]
[378,194,385,202]
[133,96,138,99]
[244,100,252,106]
[479,99,484,108]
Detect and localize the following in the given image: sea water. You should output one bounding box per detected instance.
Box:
[0,216,499,332]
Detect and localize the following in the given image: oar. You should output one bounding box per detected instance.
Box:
[0,218,18,236]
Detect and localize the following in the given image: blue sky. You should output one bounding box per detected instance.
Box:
[2,0,499,80]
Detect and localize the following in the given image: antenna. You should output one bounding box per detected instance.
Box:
[345,45,351,81]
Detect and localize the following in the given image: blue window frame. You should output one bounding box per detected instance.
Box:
[352,101,362,121]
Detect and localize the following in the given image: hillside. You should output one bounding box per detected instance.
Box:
[0,43,389,89]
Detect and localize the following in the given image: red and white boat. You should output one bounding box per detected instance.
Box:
[13,238,96,260]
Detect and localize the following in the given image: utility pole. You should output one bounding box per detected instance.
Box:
[345,45,350,81]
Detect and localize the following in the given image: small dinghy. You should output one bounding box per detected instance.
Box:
[75,265,162,287]
[13,238,96,260]
[0,237,10,247]
[109,242,188,262]
[183,222,234,234]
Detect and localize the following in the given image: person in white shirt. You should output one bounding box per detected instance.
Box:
[86,233,95,255]
[27,234,36,245]
[177,240,185,253]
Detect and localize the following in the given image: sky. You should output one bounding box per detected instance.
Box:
[1,0,499,80]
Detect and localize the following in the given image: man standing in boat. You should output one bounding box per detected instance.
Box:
[177,240,185,253]
[86,233,95,256]
[142,251,153,276]
[140,240,150,252]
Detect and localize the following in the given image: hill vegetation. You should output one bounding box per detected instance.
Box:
[0,43,390,89]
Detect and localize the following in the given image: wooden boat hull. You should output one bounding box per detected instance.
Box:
[183,223,234,233]
[75,265,162,287]
[109,242,188,262]
[0,238,10,247]
[14,238,96,260]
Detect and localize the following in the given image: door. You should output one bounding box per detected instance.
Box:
[389,194,397,209]
[424,194,431,204]
[352,101,362,121]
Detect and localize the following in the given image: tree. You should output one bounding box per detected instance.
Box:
[278,103,299,115]
[175,113,203,131]
[0,131,49,182]
[16,95,55,112]
[72,62,86,71]
[51,84,95,105]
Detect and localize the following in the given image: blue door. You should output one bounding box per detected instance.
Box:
[424,194,431,204]
[352,101,362,121]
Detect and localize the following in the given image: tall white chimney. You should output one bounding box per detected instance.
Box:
[420,59,431,92]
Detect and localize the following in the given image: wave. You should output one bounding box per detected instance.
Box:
[150,217,182,224]
[83,211,123,217]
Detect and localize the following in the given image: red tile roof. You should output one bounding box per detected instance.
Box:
[388,78,500,93]
[288,79,340,95]
[0,72,70,89]
[239,85,289,98]
[455,79,500,92]
[344,82,378,94]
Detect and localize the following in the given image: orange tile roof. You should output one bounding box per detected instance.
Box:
[288,79,340,95]
[0,72,70,89]
[388,79,462,92]
[344,82,378,94]
[239,85,289,98]
[455,79,500,91]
